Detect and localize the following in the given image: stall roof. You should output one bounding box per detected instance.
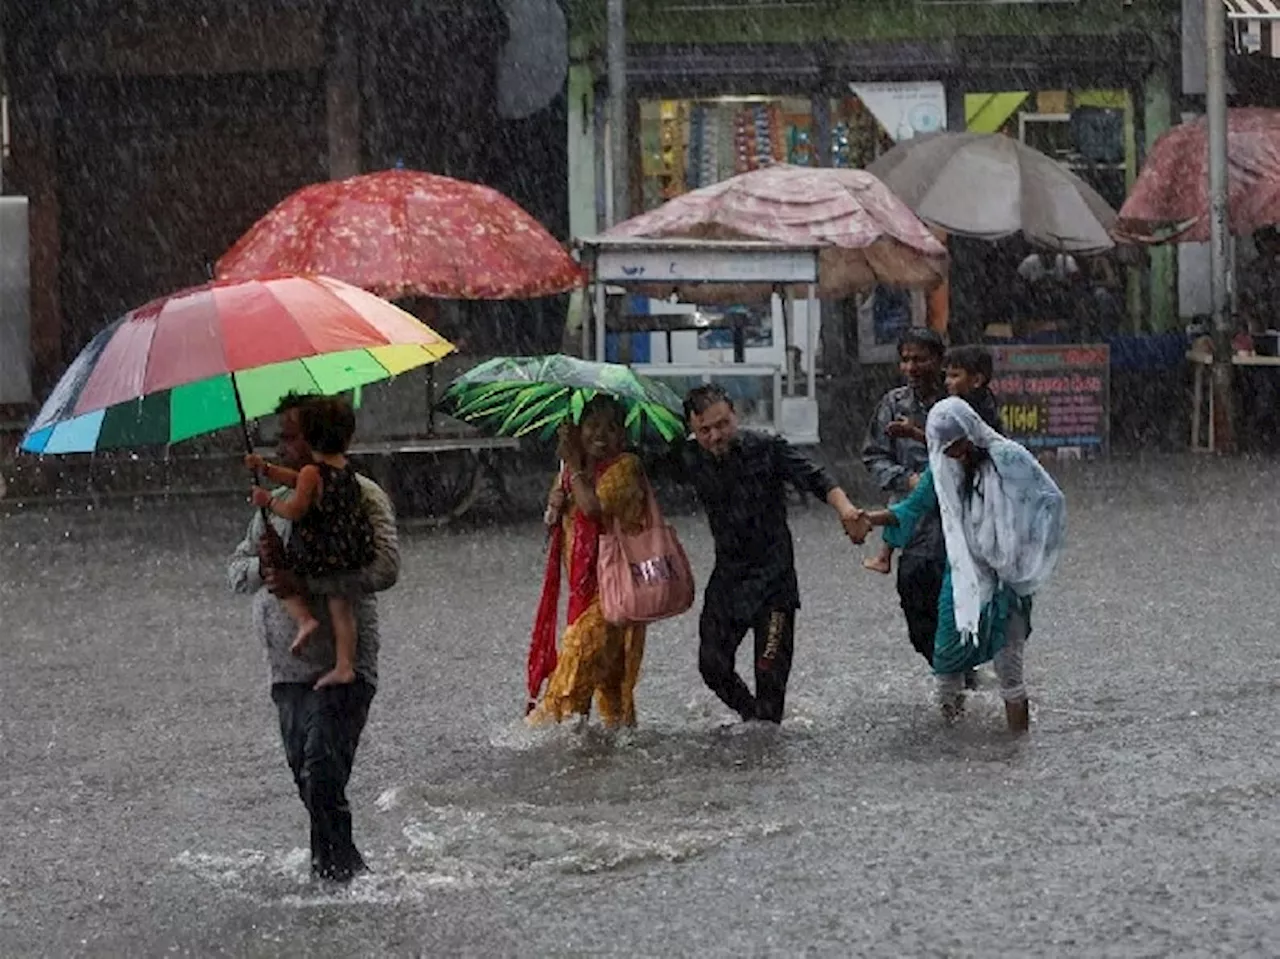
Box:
[1227,0,1280,19]
[577,236,823,253]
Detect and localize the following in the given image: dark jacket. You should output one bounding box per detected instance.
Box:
[677,430,836,623]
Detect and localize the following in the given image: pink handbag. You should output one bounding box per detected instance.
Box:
[597,481,695,625]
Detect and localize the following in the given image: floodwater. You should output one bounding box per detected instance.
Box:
[1,456,1278,957]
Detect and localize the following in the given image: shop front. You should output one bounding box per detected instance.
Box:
[567,0,1182,379]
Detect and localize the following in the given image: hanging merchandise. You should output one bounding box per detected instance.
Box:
[658,101,687,200]
[832,121,852,168]
[789,126,816,166]
[734,108,753,174]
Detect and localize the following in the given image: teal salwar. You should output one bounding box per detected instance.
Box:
[883,469,1032,677]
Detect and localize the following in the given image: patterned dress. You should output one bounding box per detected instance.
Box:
[534,454,649,728]
[287,462,376,587]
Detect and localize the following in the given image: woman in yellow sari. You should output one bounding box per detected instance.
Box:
[528,396,649,728]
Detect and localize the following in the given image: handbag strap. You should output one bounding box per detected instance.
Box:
[606,474,664,538]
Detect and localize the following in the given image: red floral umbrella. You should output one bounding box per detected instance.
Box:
[1117,108,1280,243]
[217,169,586,299]
[604,164,948,300]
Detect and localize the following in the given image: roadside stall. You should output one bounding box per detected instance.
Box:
[577,237,825,444]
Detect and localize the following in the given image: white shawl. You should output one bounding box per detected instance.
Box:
[925,397,1067,643]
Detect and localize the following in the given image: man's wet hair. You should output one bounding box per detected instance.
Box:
[297,395,357,455]
[944,344,994,382]
[683,384,734,423]
[274,390,316,416]
[897,327,946,359]
[580,393,626,429]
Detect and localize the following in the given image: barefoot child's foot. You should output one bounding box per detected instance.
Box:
[862,555,893,575]
[289,618,321,656]
[313,664,356,689]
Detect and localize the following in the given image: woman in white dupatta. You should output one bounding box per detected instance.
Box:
[857,398,1066,732]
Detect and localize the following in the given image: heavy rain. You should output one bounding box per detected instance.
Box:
[1,1,1278,957]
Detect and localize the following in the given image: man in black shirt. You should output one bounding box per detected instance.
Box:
[678,385,863,724]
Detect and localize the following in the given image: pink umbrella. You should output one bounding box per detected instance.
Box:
[1117,108,1280,243]
[604,164,948,300]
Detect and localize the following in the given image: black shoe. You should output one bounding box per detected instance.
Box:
[963,670,979,691]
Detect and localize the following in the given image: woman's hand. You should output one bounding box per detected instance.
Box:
[556,422,585,472]
[250,486,274,508]
[544,487,567,527]
[244,453,267,472]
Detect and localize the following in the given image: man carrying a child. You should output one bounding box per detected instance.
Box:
[227,392,400,883]
[862,332,1004,671]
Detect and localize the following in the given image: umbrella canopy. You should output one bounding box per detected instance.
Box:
[216,168,586,300]
[866,132,1117,253]
[441,355,685,443]
[1116,108,1280,244]
[601,164,948,300]
[21,274,454,455]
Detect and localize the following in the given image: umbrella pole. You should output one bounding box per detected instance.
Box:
[231,375,271,527]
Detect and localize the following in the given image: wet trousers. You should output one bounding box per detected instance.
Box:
[698,606,797,723]
[897,553,946,665]
[271,679,375,881]
[936,609,1030,705]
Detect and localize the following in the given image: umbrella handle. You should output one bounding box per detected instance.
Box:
[232,374,271,526]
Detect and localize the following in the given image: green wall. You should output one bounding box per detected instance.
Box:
[569,0,1180,49]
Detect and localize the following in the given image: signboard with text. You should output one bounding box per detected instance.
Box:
[990,344,1110,456]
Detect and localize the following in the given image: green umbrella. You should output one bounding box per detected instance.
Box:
[440,354,686,443]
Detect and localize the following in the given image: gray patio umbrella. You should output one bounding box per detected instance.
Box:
[867,132,1118,254]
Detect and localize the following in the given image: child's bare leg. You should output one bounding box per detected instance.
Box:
[283,594,321,655]
[313,596,358,689]
[863,542,894,575]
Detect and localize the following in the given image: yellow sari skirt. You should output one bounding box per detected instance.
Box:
[531,598,646,728]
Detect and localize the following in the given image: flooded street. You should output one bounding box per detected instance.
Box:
[2,456,1279,957]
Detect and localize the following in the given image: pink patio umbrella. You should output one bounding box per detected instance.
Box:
[1116,108,1280,244]
[603,164,948,302]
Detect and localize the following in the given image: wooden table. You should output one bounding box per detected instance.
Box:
[1187,351,1280,452]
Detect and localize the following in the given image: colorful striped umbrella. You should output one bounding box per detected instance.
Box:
[20,274,455,455]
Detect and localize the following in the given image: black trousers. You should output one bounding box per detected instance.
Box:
[896,553,946,666]
[698,605,797,723]
[271,679,375,881]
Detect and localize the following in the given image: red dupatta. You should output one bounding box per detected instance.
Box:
[526,457,617,713]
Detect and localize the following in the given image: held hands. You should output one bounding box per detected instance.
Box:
[840,507,873,545]
[244,453,267,473]
[250,486,274,508]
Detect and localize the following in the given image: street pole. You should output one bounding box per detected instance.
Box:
[606,0,627,227]
[1205,0,1235,451]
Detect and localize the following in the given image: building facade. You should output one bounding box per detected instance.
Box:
[566,0,1184,351]
[2,0,570,411]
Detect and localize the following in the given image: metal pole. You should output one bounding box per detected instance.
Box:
[607,0,628,227]
[806,282,818,400]
[1206,0,1235,451]
[595,279,607,362]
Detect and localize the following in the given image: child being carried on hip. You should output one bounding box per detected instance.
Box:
[865,344,1005,575]
[247,395,375,689]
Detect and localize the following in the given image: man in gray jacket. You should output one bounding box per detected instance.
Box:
[861,329,946,667]
[228,393,400,882]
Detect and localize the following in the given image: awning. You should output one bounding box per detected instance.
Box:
[1227,0,1280,20]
